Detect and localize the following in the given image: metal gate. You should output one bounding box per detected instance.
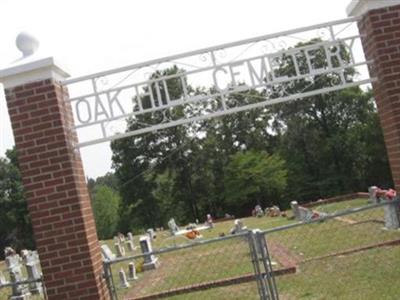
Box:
[103,230,279,300]
[102,199,400,300]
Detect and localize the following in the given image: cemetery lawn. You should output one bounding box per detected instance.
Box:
[102,198,400,299]
[1,198,398,299]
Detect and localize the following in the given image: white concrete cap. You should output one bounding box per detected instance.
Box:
[0,32,70,89]
[347,0,400,17]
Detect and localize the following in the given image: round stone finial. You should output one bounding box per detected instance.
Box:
[16,32,39,57]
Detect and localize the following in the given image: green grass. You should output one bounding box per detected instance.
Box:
[277,246,400,300]
[105,200,400,299]
[313,198,370,213]
[2,198,399,300]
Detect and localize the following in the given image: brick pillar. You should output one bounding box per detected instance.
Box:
[0,34,110,299]
[348,0,400,190]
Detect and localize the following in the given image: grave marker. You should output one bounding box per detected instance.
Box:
[139,236,160,270]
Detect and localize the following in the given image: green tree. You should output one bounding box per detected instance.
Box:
[0,148,34,258]
[92,185,121,239]
[224,151,287,215]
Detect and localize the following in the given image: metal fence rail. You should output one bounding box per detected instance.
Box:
[103,199,400,300]
[105,231,265,300]
[261,199,400,300]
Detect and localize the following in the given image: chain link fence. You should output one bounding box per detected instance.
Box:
[1,197,398,300]
[104,198,400,300]
[262,199,400,300]
[104,232,264,300]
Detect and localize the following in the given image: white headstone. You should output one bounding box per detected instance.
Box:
[139,235,159,270]
[168,218,179,235]
[290,201,301,221]
[128,262,138,281]
[127,232,133,241]
[101,245,116,261]
[115,243,125,258]
[384,202,400,229]
[119,268,130,288]
[21,250,43,295]
[368,186,378,204]
[147,228,155,240]
[126,240,135,252]
[0,271,8,285]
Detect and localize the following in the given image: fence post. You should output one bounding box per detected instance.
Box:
[248,231,268,300]
[103,261,118,300]
[254,230,280,300]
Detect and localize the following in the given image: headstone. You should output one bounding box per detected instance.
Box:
[290,201,301,221]
[21,250,43,295]
[168,218,179,235]
[118,233,126,243]
[101,245,116,261]
[115,243,125,258]
[127,232,134,241]
[368,186,378,203]
[384,202,400,230]
[139,236,159,271]
[147,228,156,240]
[230,219,248,234]
[206,214,214,228]
[126,240,136,252]
[254,205,264,217]
[118,268,130,288]
[113,236,120,244]
[298,207,313,222]
[127,262,138,281]
[0,270,8,285]
[5,248,30,299]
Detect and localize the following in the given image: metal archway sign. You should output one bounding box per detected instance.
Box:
[63,17,373,148]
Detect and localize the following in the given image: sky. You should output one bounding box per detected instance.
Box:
[0,0,358,178]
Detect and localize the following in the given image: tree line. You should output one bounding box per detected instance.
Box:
[0,41,394,249]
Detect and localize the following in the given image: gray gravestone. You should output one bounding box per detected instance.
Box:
[384,202,400,229]
[147,228,155,240]
[139,236,159,270]
[368,186,378,203]
[127,232,133,241]
[168,218,179,235]
[230,219,247,234]
[118,268,130,288]
[21,250,43,295]
[115,243,125,258]
[0,270,8,285]
[298,207,313,222]
[118,234,126,243]
[290,201,301,221]
[5,249,30,300]
[101,245,116,261]
[126,240,135,252]
[128,262,138,281]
